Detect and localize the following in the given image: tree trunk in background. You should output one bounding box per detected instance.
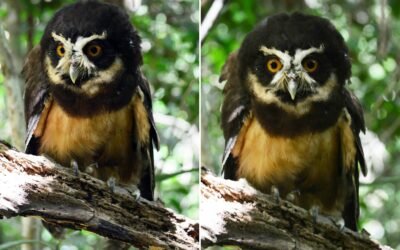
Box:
[1,1,38,249]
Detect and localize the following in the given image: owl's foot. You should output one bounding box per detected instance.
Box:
[329,216,345,232]
[106,178,140,201]
[85,162,98,175]
[106,177,116,193]
[309,205,320,225]
[120,184,141,201]
[270,185,280,203]
[286,189,300,203]
[70,159,79,177]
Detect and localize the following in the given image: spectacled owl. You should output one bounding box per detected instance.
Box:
[23,1,159,201]
[221,12,366,231]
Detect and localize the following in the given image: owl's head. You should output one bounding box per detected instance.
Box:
[40,1,142,96]
[238,12,350,106]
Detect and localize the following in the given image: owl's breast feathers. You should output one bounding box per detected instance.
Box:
[33,93,150,185]
[231,110,356,216]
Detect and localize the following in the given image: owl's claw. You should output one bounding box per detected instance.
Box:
[85,162,98,175]
[107,177,116,193]
[309,205,319,224]
[270,185,280,203]
[332,217,345,232]
[286,189,300,203]
[124,185,141,201]
[70,159,79,177]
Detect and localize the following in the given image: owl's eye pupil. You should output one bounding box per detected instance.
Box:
[90,47,98,54]
[266,58,283,73]
[303,59,319,73]
[56,44,65,57]
[86,44,102,57]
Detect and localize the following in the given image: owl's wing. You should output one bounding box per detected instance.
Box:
[23,45,51,154]
[136,73,159,201]
[220,52,251,180]
[342,89,367,230]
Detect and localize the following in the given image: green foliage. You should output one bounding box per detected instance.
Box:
[202,0,400,248]
[0,0,198,248]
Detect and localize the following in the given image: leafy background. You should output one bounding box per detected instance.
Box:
[202,0,400,248]
[0,0,199,249]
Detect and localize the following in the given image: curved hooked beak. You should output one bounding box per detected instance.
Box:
[69,63,80,84]
[287,79,298,100]
[286,71,298,100]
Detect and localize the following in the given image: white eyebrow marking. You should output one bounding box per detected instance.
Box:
[51,32,74,71]
[50,32,108,76]
[74,32,107,51]
[259,46,291,86]
[260,46,291,69]
[293,45,324,66]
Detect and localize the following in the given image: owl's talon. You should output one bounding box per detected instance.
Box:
[286,189,300,202]
[70,160,79,176]
[333,217,345,232]
[309,205,319,224]
[120,184,141,201]
[270,185,280,203]
[107,177,116,193]
[85,162,98,174]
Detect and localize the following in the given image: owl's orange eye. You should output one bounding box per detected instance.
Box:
[266,58,283,73]
[56,44,65,57]
[303,59,318,73]
[86,44,102,57]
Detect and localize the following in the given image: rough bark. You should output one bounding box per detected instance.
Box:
[201,167,386,250]
[0,142,199,249]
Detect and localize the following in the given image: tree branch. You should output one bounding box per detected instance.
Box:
[200,167,385,249]
[0,142,199,249]
[200,0,225,44]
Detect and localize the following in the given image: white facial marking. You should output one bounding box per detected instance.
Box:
[81,57,124,96]
[256,45,325,100]
[292,45,324,66]
[260,46,291,86]
[249,72,337,116]
[50,32,108,78]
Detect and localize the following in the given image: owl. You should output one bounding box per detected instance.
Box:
[23,1,159,201]
[220,12,366,230]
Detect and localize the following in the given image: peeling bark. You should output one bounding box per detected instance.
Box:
[201,167,385,250]
[0,142,199,249]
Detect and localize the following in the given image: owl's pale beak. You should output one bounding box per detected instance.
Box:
[286,70,298,100]
[69,64,79,84]
[287,79,298,100]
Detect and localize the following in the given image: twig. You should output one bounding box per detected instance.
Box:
[156,168,199,182]
[200,0,225,44]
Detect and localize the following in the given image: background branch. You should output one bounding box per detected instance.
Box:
[200,0,225,44]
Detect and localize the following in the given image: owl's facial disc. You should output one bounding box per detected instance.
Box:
[260,45,324,100]
[248,43,336,110]
[46,32,124,94]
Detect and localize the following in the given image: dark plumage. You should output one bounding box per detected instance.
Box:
[23,1,159,201]
[221,12,366,231]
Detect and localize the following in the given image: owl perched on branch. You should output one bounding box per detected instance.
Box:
[221,12,366,231]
